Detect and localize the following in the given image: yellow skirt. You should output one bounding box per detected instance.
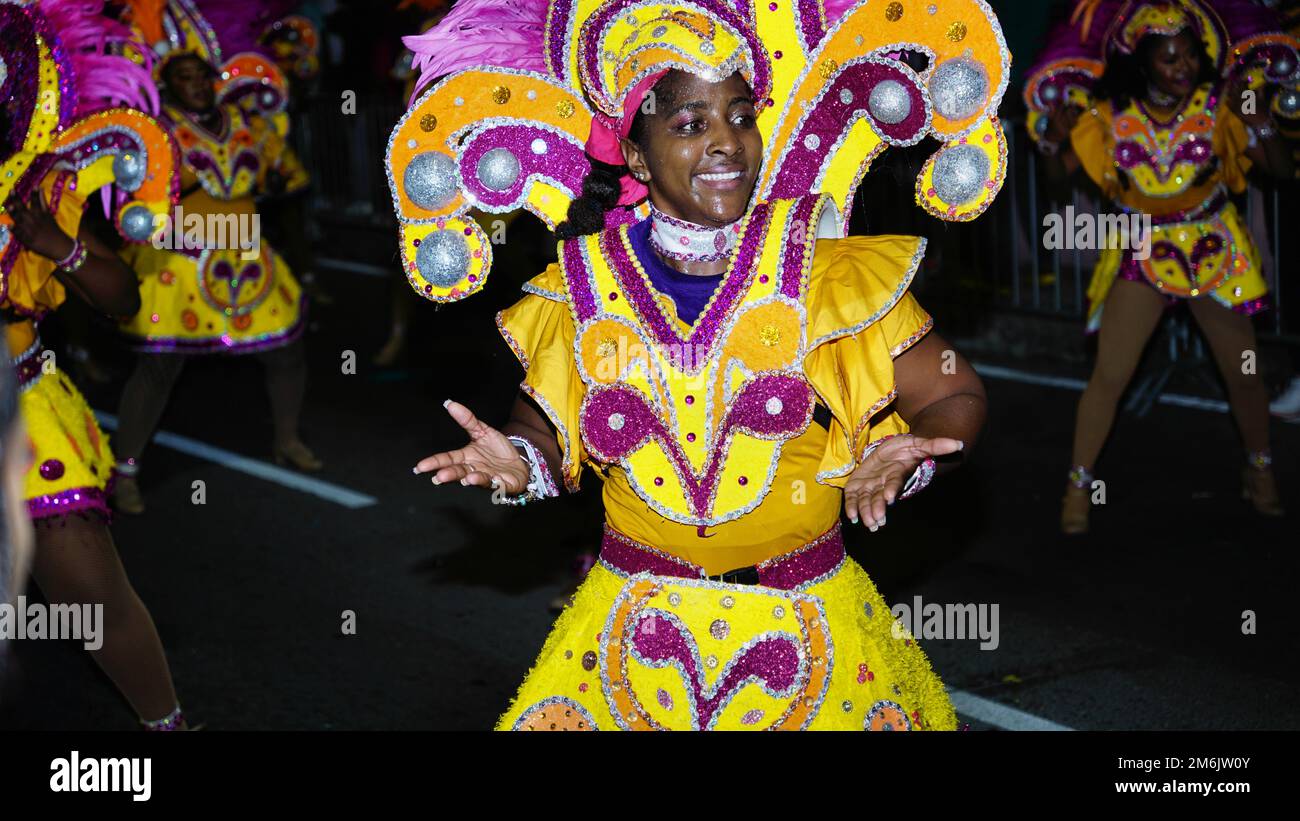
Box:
[495,557,957,731]
[15,342,115,521]
[1086,200,1268,333]
[119,241,304,354]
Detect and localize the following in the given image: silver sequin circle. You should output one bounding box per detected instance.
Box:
[415,229,470,287]
[929,57,989,121]
[765,396,783,415]
[607,413,625,431]
[869,80,912,125]
[530,138,548,155]
[119,204,156,242]
[112,152,146,191]
[931,144,990,206]
[1278,89,1300,117]
[839,88,854,105]
[803,133,821,150]
[403,151,459,211]
[1041,84,1059,102]
[475,147,521,192]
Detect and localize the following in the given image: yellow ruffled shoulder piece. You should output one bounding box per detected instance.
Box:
[3,171,88,318]
[802,235,934,488]
[495,262,588,492]
[1212,98,1252,194]
[1070,102,1123,201]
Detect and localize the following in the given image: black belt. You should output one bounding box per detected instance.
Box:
[704,565,761,585]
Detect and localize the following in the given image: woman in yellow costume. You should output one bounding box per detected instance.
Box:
[1026,0,1297,533]
[0,0,188,729]
[111,0,323,514]
[393,0,1011,730]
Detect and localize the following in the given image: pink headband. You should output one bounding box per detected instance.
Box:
[582,70,668,206]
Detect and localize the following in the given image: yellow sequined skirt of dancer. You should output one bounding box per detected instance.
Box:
[119,241,304,354]
[1085,198,1268,333]
[12,338,115,521]
[495,527,957,731]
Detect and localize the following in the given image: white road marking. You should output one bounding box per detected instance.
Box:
[972,362,1230,413]
[948,688,1074,731]
[94,412,378,509]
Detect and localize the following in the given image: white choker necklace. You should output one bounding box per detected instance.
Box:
[648,205,741,263]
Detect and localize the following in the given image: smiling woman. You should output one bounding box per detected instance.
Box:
[394,0,1011,731]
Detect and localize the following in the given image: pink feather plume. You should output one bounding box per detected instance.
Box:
[403,0,549,102]
[38,0,160,116]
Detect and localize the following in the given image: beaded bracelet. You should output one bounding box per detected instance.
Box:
[496,435,560,506]
[1067,464,1094,488]
[141,705,185,731]
[859,433,936,501]
[56,239,88,273]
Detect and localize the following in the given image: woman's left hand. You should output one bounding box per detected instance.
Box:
[5,193,74,262]
[843,434,964,531]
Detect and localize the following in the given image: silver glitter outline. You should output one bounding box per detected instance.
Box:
[510,694,601,731]
[384,67,589,229]
[863,698,913,731]
[1110,89,1219,201]
[452,117,584,216]
[579,0,758,116]
[192,245,277,318]
[168,107,265,201]
[626,607,808,731]
[599,572,832,730]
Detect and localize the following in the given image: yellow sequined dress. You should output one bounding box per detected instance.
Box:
[119,103,308,353]
[3,170,116,521]
[1071,84,1268,332]
[492,194,956,731]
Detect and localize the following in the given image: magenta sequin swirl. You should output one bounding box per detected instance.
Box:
[185,149,261,200]
[544,0,576,83]
[599,521,846,589]
[1149,233,1226,291]
[778,194,820,298]
[795,0,827,48]
[768,60,927,201]
[458,124,587,209]
[580,373,812,518]
[562,238,599,321]
[628,609,802,729]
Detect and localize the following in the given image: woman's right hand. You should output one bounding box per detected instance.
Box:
[1043,104,1081,145]
[413,399,531,493]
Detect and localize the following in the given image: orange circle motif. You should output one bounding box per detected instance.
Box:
[511,698,597,731]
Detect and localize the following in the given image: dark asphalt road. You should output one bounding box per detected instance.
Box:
[1,263,1296,731]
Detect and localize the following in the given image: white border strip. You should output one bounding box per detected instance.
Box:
[95,412,378,509]
[972,362,1230,414]
[949,688,1074,731]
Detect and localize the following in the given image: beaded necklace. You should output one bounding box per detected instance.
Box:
[648,203,743,263]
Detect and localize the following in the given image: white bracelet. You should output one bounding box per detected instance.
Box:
[859,434,936,501]
[506,435,560,501]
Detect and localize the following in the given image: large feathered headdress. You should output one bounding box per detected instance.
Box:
[387,0,1014,302]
